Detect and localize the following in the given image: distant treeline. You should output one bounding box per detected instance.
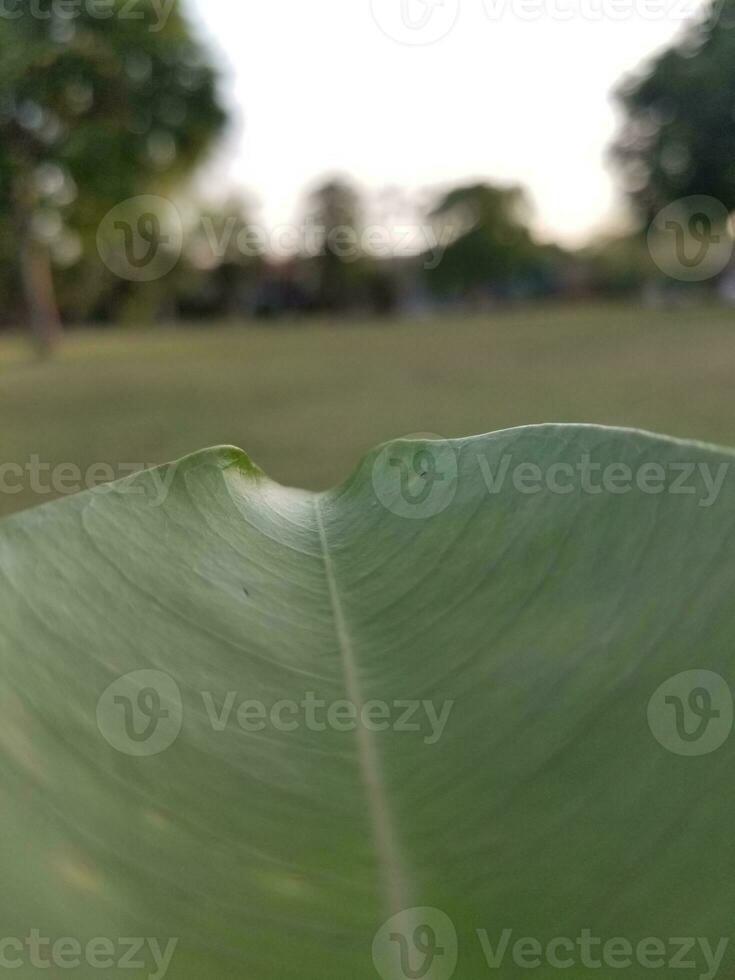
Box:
[0,175,697,329]
[3,0,735,350]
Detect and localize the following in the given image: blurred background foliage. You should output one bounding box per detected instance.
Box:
[0,0,225,348]
[0,0,734,353]
[613,0,735,218]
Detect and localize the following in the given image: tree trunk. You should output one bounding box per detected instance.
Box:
[18,227,63,357]
[11,177,63,357]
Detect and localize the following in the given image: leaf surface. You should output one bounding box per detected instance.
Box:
[1,424,734,978]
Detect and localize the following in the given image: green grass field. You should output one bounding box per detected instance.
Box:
[2,302,735,519]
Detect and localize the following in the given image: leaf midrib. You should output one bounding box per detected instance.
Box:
[313,496,412,917]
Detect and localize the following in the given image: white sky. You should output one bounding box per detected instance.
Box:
[186,0,704,247]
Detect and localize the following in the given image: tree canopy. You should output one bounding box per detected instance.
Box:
[424,183,555,299]
[0,0,226,349]
[613,0,735,220]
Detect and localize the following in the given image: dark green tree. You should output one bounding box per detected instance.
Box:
[424,183,541,298]
[612,0,735,220]
[0,0,226,351]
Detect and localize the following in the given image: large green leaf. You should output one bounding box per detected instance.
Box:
[1,424,735,979]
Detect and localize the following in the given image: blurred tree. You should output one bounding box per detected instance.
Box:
[0,0,226,352]
[178,197,264,318]
[305,179,365,312]
[424,183,541,299]
[612,0,735,219]
[577,233,656,296]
